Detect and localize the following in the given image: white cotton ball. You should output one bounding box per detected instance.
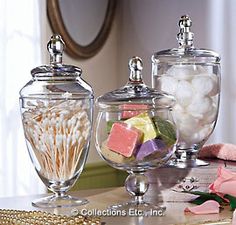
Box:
[200,104,218,125]
[186,95,213,118]
[173,103,185,112]
[172,104,185,122]
[186,125,212,144]
[174,112,209,144]
[167,65,206,81]
[173,103,185,115]
[192,74,213,96]
[177,112,200,135]
[176,81,194,107]
[159,75,178,95]
[209,74,220,96]
[192,73,220,96]
[179,133,194,145]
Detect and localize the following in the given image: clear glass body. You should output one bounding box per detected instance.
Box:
[19,74,93,208]
[95,105,177,214]
[152,53,220,167]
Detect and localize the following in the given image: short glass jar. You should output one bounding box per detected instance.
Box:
[95,56,177,215]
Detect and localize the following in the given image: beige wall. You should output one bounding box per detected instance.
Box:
[45,6,119,163]
[117,0,211,87]
[43,0,224,164]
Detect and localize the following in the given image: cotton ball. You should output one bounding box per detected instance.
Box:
[192,73,220,96]
[177,113,200,136]
[167,65,206,81]
[173,103,185,115]
[159,75,178,95]
[176,80,193,107]
[172,104,185,122]
[209,74,220,96]
[187,95,213,118]
[187,125,213,144]
[200,104,218,125]
[174,114,200,144]
[179,133,195,145]
[173,103,185,112]
[178,122,201,145]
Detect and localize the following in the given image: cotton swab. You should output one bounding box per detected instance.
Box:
[22,100,91,181]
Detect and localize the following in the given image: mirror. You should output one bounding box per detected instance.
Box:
[47,0,116,59]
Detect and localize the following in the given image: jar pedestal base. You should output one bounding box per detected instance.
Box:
[32,194,88,208]
[168,147,209,168]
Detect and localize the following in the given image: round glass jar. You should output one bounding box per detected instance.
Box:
[152,15,221,168]
[95,56,177,215]
[19,35,94,208]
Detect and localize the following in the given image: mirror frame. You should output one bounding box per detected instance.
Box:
[47,0,116,59]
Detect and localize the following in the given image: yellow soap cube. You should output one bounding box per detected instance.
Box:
[124,112,156,142]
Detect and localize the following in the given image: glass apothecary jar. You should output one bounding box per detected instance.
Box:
[152,15,221,168]
[19,35,94,208]
[95,56,177,215]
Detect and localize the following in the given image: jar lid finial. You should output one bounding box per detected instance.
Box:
[128,56,143,82]
[47,34,65,65]
[177,15,194,48]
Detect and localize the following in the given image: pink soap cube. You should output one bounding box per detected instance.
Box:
[107,122,143,157]
[120,104,148,119]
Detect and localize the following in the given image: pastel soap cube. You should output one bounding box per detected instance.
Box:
[152,116,177,146]
[121,104,148,119]
[107,122,143,157]
[106,119,125,134]
[101,140,135,164]
[136,138,167,161]
[124,112,157,142]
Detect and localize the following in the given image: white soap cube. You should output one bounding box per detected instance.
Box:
[192,73,219,96]
[176,80,193,107]
[167,65,206,80]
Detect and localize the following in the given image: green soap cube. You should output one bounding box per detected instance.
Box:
[152,116,177,146]
[107,120,115,134]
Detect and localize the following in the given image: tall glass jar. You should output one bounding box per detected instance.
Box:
[19,35,94,208]
[152,15,221,168]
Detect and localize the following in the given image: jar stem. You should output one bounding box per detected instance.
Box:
[125,172,149,205]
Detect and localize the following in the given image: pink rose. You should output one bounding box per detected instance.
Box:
[209,166,236,197]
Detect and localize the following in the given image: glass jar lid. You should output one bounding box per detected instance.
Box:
[97,56,175,110]
[31,34,82,79]
[152,15,220,64]
[20,34,93,99]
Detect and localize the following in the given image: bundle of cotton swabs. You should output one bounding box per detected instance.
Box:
[23,100,91,181]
